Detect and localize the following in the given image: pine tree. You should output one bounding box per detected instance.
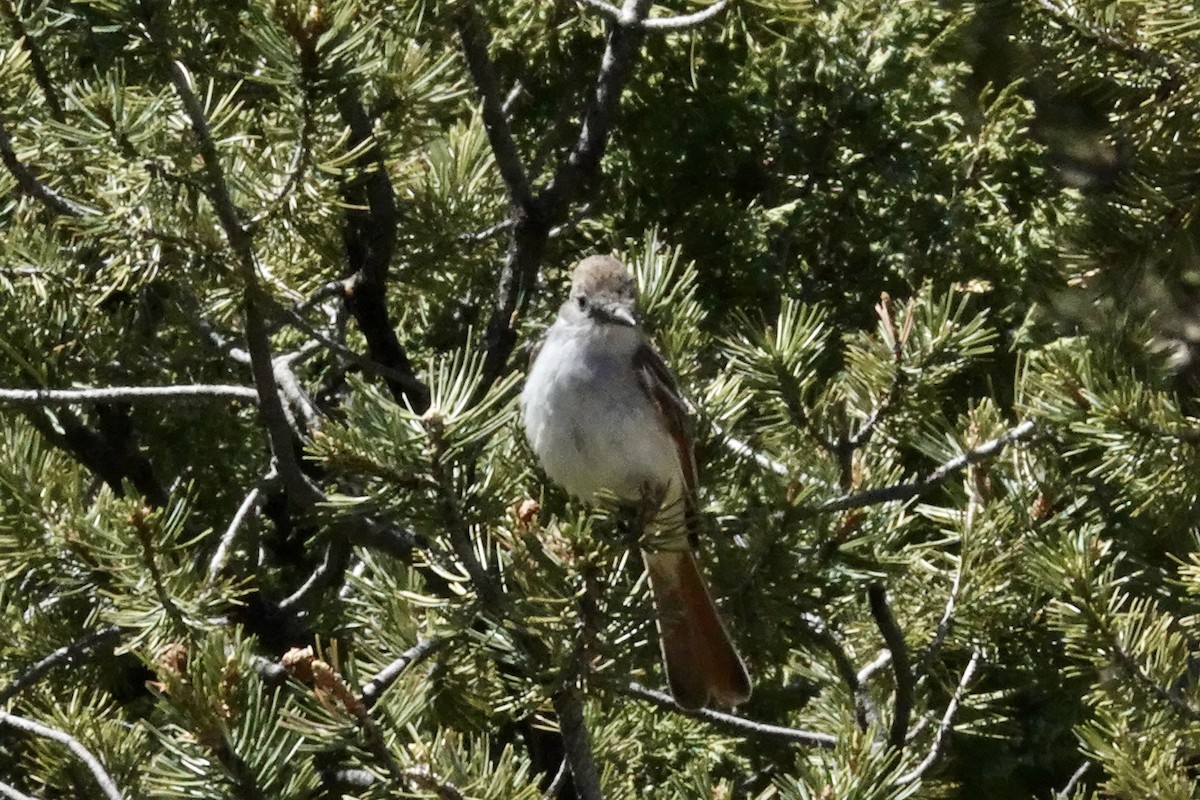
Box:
[1,1,1198,798]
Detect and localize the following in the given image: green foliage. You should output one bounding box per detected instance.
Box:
[2,1,1200,799]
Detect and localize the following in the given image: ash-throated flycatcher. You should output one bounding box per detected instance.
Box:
[520,255,751,709]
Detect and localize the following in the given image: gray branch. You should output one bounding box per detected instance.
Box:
[624,682,838,748]
[0,711,126,800]
[0,626,121,705]
[571,0,731,30]
[0,119,90,218]
[154,19,319,504]
[0,384,258,407]
[1055,760,1094,799]
[821,420,1037,512]
[552,680,604,800]
[0,781,40,800]
[868,583,913,749]
[207,474,275,584]
[897,650,983,784]
[456,6,535,212]
[643,0,730,30]
[361,637,449,707]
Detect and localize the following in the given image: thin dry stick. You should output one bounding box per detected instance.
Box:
[868,583,913,749]
[897,650,983,784]
[361,637,449,707]
[822,420,1037,512]
[0,780,39,800]
[0,385,258,406]
[624,682,838,748]
[0,711,126,800]
[0,626,121,705]
[553,679,603,800]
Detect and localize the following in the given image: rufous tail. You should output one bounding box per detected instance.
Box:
[642,549,752,709]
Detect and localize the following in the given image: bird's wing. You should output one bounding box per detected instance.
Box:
[632,341,699,529]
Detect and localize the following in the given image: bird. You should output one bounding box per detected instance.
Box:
[520,254,751,709]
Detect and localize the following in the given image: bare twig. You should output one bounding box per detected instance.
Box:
[207,474,275,584]
[897,650,982,784]
[0,780,39,800]
[541,759,570,800]
[471,0,655,399]
[361,637,449,707]
[1055,760,1094,799]
[711,420,791,477]
[552,680,603,800]
[571,0,731,30]
[155,26,320,504]
[624,682,838,748]
[0,119,90,217]
[0,711,126,800]
[0,2,63,120]
[821,420,1037,513]
[459,217,517,244]
[572,0,622,20]
[868,583,913,749]
[318,768,377,791]
[502,79,524,117]
[335,90,430,412]
[456,7,535,212]
[919,557,963,676]
[0,384,258,407]
[857,649,892,684]
[643,0,730,30]
[276,537,352,613]
[0,626,121,705]
[273,302,428,396]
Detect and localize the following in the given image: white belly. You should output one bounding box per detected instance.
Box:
[521,324,681,502]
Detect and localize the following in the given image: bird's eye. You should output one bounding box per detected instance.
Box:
[576,295,587,309]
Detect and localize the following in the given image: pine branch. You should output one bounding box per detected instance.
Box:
[361,637,449,708]
[335,89,430,412]
[896,650,982,784]
[868,583,913,749]
[0,711,126,800]
[283,647,406,787]
[642,0,730,30]
[147,11,320,505]
[455,6,535,212]
[0,119,90,217]
[801,613,874,730]
[0,384,259,407]
[0,626,121,705]
[0,780,39,800]
[623,683,838,747]
[23,405,170,507]
[471,0,655,399]
[1027,0,1188,87]
[1055,760,1094,799]
[552,678,603,800]
[821,419,1037,512]
[0,0,63,120]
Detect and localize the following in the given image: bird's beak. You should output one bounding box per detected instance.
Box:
[594,303,637,328]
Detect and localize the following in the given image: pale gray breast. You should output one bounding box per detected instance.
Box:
[522,323,679,501]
